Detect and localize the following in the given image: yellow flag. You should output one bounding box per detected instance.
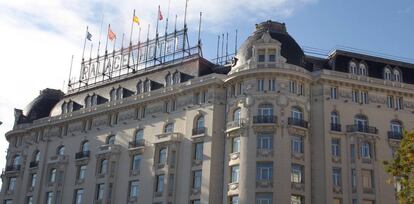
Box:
[133,16,140,25]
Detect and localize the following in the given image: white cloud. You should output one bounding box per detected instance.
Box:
[0,0,316,184]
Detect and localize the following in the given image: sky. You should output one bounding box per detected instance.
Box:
[0,0,413,182]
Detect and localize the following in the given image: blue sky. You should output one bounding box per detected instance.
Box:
[0,0,413,184]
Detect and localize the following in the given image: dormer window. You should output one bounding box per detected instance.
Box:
[110,89,117,101]
[268,49,276,62]
[116,87,123,99]
[165,73,172,87]
[85,95,92,108]
[384,67,392,80]
[173,72,181,84]
[349,61,357,74]
[257,49,266,62]
[136,81,143,94]
[144,79,151,92]
[358,63,367,76]
[393,69,402,82]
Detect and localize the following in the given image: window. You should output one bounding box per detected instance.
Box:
[333,198,342,204]
[96,184,104,200]
[81,141,89,152]
[8,177,16,190]
[291,195,303,204]
[352,199,358,204]
[144,79,151,92]
[390,120,403,134]
[49,168,57,183]
[159,148,167,164]
[164,123,174,133]
[30,173,37,188]
[396,96,403,110]
[289,81,297,93]
[291,164,303,183]
[350,144,356,162]
[131,154,141,171]
[352,90,359,103]
[27,196,33,204]
[33,151,40,163]
[393,69,402,82]
[256,193,272,204]
[354,115,368,131]
[92,94,98,106]
[257,49,265,62]
[232,137,240,153]
[351,168,357,188]
[333,168,342,186]
[129,180,139,198]
[136,81,142,94]
[298,83,304,96]
[257,133,273,150]
[257,79,264,91]
[233,108,241,122]
[360,91,368,104]
[173,72,180,84]
[330,87,337,99]
[165,73,172,87]
[117,87,123,100]
[361,142,371,159]
[99,159,108,174]
[77,165,86,180]
[231,165,240,183]
[85,95,92,108]
[74,188,84,204]
[269,79,276,91]
[57,145,65,156]
[4,200,12,204]
[359,63,367,75]
[331,111,339,125]
[291,135,304,154]
[195,115,205,130]
[258,104,273,116]
[156,175,164,192]
[349,61,357,74]
[193,199,201,204]
[362,169,373,188]
[238,82,243,95]
[331,138,341,157]
[135,130,144,142]
[256,162,273,181]
[194,143,203,161]
[106,135,115,145]
[193,170,202,189]
[230,196,239,204]
[110,89,116,101]
[12,155,21,166]
[46,192,54,204]
[164,101,171,113]
[386,95,394,108]
[230,85,236,97]
[291,107,303,120]
[384,67,392,80]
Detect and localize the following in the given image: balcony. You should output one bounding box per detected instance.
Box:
[49,155,68,163]
[253,115,277,124]
[388,131,403,140]
[97,144,121,154]
[288,118,308,128]
[129,139,145,149]
[346,125,378,134]
[331,123,341,132]
[226,119,246,131]
[192,127,206,135]
[154,133,182,144]
[75,151,90,160]
[29,161,39,168]
[5,164,20,172]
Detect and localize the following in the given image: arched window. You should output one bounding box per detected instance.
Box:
[49,168,57,182]
[390,120,403,134]
[173,72,180,84]
[99,159,108,174]
[384,67,392,80]
[165,73,172,87]
[164,123,174,133]
[159,148,167,164]
[85,95,92,108]
[354,114,368,131]
[136,81,143,94]
[349,61,357,74]
[258,104,273,116]
[12,155,21,166]
[61,102,67,114]
[291,107,303,120]
[106,135,116,145]
[116,87,123,100]
[195,115,205,129]
[233,108,241,122]
[57,145,65,156]
[67,101,74,112]
[144,79,151,92]
[393,69,402,82]
[135,130,144,142]
[33,150,40,162]
[359,63,367,76]
[110,89,116,101]
[81,141,89,152]
[331,111,339,124]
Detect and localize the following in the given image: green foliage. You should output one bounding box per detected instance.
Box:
[384,130,414,204]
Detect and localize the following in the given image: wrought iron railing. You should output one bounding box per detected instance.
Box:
[288,118,308,128]
[346,125,378,134]
[331,123,342,132]
[253,115,277,124]
[388,131,403,140]
[192,127,206,135]
[75,151,90,159]
[129,140,146,148]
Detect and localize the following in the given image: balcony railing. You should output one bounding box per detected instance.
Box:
[346,125,378,134]
[288,118,308,128]
[331,123,341,132]
[29,161,39,168]
[129,139,145,148]
[388,131,403,140]
[75,151,90,159]
[226,119,245,130]
[5,165,21,172]
[253,115,277,124]
[192,127,206,135]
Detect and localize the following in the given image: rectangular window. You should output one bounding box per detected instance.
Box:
[361,142,372,159]
[77,165,86,180]
[141,106,146,118]
[193,170,202,189]
[352,199,358,204]
[192,199,201,204]
[238,83,243,95]
[156,175,164,192]
[351,168,357,188]
[386,95,394,108]
[96,183,104,200]
[258,49,265,62]
[27,196,33,204]
[231,165,240,183]
[289,81,297,93]
[257,79,264,91]
[30,173,37,188]
[230,196,239,204]
[291,164,303,183]
[362,169,373,188]
[164,101,170,113]
[168,174,174,193]
[268,49,276,62]
[298,83,304,96]
[232,137,240,153]
[4,200,12,204]
[194,92,201,104]
[194,142,204,161]
[330,87,337,99]
[74,188,84,204]
[331,138,341,157]
[360,91,368,104]
[291,136,304,154]
[129,180,139,198]
[256,162,273,181]
[131,154,141,171]
[171,99,176,112]
[257,133,273,150]
[230,85,236,97]
[201,91,207,103]
[291,195,303,204]
[46,192,54,204]
[396,97,403,110]
[8,177,16,191]
[269,79,276,91]
[352,90,359,103]
[333,168,342,186]
[256,193,273,204]
[350,144,356,162]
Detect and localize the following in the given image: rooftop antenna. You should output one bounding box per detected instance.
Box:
[216,35,220,64]
[197,12,203,57]
[235,29,238,55]
[67,55,74,88]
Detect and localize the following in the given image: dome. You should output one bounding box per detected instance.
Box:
[234,20,305,68]
[22,88,64,122]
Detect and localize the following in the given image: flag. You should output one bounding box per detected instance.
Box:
[86,31,92,41]
[108,27,116,41]
[133,15,140,25]
[158,8,164,20]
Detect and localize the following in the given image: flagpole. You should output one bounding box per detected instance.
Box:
[144,24,150,68]
[197,12,202,56]
[155,5,160,62]
[105,24,110,54]
[135,26,142,70]
[129,10,135,46]
[82,26,89,61]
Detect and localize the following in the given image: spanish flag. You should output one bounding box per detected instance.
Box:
[133,15,140,25]
[108,27,116,41]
